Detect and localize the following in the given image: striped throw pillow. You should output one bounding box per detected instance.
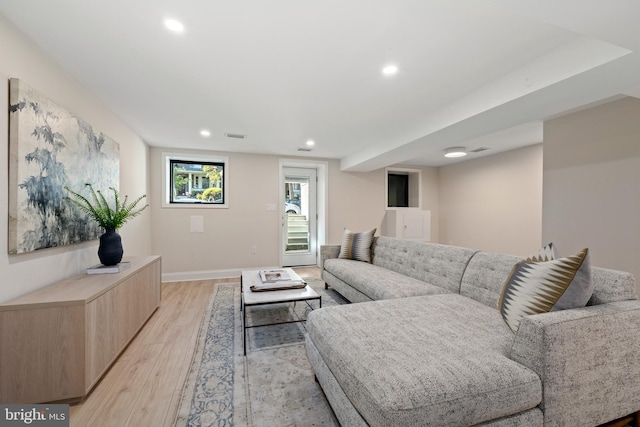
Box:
[499,246,593,333]
[338,228,376,263]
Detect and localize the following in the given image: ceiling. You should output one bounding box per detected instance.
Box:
[2,0,640,171]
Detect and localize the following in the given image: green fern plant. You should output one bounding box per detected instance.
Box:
[65,183,148,230]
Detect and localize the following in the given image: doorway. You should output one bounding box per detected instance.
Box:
[281,167,317,266]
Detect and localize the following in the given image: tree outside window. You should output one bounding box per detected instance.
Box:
[170,160,225,204]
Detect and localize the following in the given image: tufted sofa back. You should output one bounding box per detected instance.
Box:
[459,252,522,308]
[354,236,637,310]
[371,236,477,294]
[460,251,638,309]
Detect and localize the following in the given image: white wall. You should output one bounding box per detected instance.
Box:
[150,147,439,278]
[438,144,543,256]
[325,162,386,244]
[0,15,151,303]
[543,97,640,281]
[419,166,440,243]
[150,148,282,276]
[325,162,440,245]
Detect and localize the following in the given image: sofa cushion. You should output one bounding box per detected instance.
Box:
[371,236,478,294]
[460,252,524,308]
[306,294,542,427]
[338,228,376,263]
[465,245,555,312]
[499,247,593,333]
[589,267,637,305]
[324,258,451,300]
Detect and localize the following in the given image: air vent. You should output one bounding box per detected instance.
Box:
[469,147,491,153]
[297,147,313,152]
[225,133,246,139]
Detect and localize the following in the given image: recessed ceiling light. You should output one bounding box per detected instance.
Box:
[444,147,468,158]
[200,130,210,137]
[306,140,315,147]
[164,18,184,33]
[382,64,398,76]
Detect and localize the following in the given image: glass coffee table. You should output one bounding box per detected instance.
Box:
[241,268,321,355]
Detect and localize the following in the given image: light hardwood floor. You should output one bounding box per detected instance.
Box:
[69,267,321,427]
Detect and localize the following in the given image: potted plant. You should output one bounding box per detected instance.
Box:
[65,183,148,266]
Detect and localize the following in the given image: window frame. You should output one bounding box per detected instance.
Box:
[162,152,229,209]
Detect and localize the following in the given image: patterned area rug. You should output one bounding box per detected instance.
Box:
[174,279,348,426]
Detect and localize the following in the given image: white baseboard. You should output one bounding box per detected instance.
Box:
[162,266,281,283]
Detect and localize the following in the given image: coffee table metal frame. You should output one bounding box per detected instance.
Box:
[241,268,321,355]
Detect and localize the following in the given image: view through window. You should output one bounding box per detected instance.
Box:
[170,159,225,204]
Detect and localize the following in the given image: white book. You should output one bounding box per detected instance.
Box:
[259,269,291,282]
[250,280,306,291]
[87,262,131,275]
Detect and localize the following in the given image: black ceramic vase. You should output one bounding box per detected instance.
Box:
[98,228,124,266]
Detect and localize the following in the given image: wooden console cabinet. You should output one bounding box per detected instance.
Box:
[0,255,161,403]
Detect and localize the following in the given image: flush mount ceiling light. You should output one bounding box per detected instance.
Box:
[200,129,210,137]
[306,140,315,147]
[164,18,184,33]
[444,147,468,158]
[382,64,398,76]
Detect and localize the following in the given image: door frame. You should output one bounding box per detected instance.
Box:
[278,158,328,267]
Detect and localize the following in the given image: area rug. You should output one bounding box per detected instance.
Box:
[174,278,348,426]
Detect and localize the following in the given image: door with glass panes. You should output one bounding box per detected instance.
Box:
[282,167,317,266]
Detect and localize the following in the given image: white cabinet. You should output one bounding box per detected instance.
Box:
[382,210,431,241]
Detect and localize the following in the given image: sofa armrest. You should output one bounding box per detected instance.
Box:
[321,245,340,269]
[510,300,640,426]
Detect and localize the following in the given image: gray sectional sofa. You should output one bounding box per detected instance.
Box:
[305,236,640,427]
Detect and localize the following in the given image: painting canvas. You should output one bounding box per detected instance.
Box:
[8,78,119,254]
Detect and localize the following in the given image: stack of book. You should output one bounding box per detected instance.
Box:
[251,269,306,291]
[259,269,291,282]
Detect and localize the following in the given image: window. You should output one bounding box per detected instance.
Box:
[163,153,229,208]
[385,167,421,209]
[388,174,409,207]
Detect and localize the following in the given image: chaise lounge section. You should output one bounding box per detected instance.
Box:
[306,236,640,426]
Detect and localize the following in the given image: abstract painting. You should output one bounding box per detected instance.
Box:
[8,78,119,254]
